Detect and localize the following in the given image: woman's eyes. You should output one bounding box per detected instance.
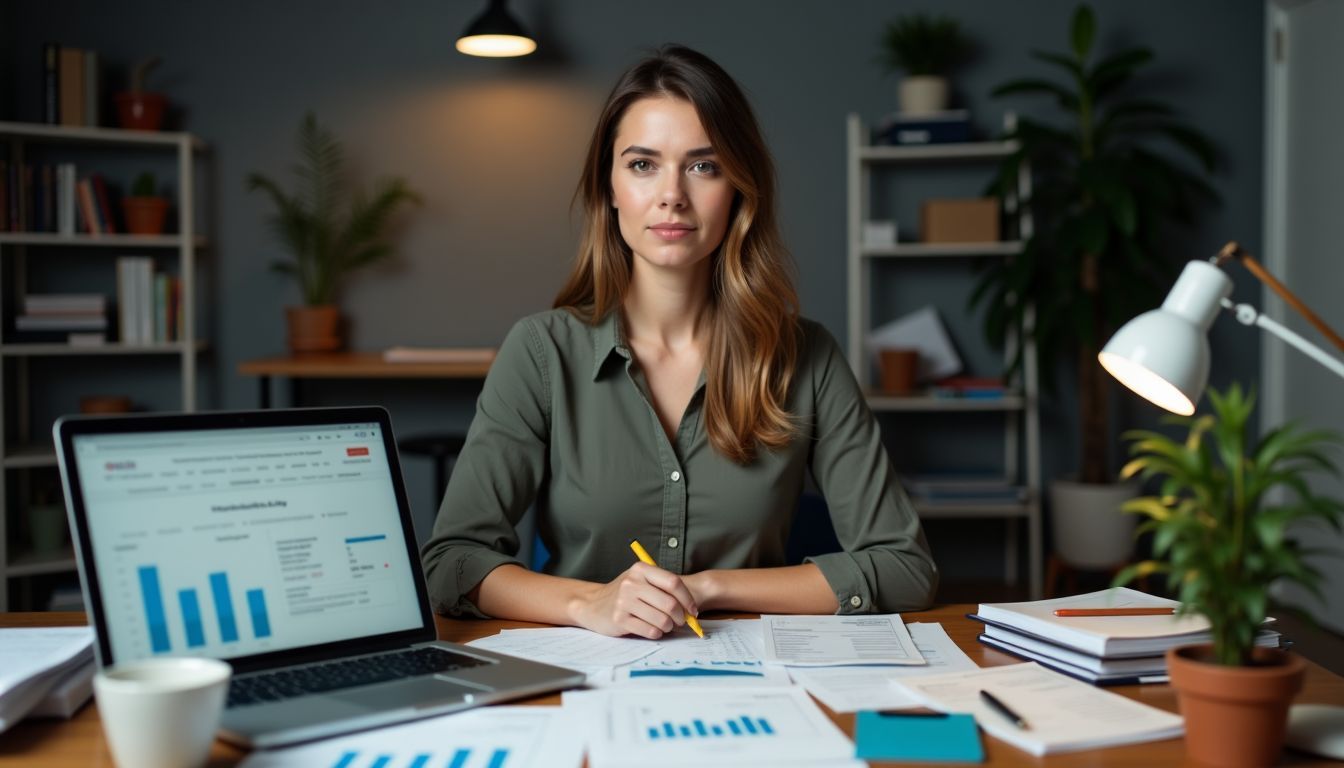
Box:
[625,159,719,175]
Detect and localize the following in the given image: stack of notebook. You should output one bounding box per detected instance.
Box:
[969,588,1281,685]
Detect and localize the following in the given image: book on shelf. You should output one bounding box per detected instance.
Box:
[24,293,105,315]
[114,257,180,344]
[873,110,974,146]
[929,375,1008,399]
[970,587,1277,658]
[42,42,59,125]
[382,346,497,364]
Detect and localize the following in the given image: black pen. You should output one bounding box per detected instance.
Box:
[979,689,1029,730]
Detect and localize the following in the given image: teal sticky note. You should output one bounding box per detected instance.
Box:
[854,711,985,763]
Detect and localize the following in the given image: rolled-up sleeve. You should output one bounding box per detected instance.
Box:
[419,319,550,617]
[803,326,939,613]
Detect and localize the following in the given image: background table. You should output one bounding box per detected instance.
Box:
[2,606,1339,767]
[237,352,494,408]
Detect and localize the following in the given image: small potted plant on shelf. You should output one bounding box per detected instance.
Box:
[1116,383,1342,767]
[247,112,421,354]
[972,3,1220,573]
[879,12,972,115]
[114,56,166,132]
[122,172,169,235]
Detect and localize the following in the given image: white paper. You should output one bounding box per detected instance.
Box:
[239,705,584,768]
[893,662,1184,755]
[761,614,925,666]
[467,627,660,668]
[571,686,855,768]
[864,306,962,381]
[787,623,978,712]
[614,620,788,686]
[0,628,94,732]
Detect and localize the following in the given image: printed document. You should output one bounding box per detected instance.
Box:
[787,623,978,712]
[0,627,94,732]
[761,614,925,666]
[615,620,790,686]
[467,626,660,667]
[894,662,1184,755]
[239,705,583,768]
[567,685,855,768]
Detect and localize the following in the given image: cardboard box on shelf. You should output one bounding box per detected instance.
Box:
[920,198,1000,243]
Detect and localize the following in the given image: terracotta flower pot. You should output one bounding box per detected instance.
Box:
[122,196,169,235]
[285,305,343,354]
[1167,644,1306,767]
[114,92,167,131]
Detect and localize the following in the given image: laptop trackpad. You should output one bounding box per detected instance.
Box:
[333,677,484,712]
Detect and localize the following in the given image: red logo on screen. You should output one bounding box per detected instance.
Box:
[346,447,369,457]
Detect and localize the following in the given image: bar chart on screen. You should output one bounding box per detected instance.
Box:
[136,565,273,654]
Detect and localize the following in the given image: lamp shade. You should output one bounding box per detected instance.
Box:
[1098,260,1233,415]
[455,0,536,57]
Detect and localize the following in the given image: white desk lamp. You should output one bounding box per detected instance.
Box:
[1099,241,1344,414]
[1098,241,1344,761]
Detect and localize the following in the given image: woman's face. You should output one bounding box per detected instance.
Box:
[610,96,734,274]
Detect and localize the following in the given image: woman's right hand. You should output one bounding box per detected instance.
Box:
[570,562,699,639]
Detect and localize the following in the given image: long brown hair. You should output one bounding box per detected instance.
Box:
[554,45,800,464]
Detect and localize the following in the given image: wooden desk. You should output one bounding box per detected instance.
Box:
[2,607,1338,767]
[237,352,494,408]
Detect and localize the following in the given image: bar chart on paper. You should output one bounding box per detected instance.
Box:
[593,688,854,765]
[237,707,580,768]
[137,565,272,654]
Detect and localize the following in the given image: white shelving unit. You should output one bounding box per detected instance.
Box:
[0,121,208,610]
[846,113,1042,599]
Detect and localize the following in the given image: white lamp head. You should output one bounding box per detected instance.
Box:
[1099,260,1233,415]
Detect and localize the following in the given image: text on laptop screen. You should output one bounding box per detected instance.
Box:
[72,421,424,662]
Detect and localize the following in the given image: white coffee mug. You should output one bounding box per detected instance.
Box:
[94,657,232,768]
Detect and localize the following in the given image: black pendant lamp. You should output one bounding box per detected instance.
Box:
[456,0,537,58]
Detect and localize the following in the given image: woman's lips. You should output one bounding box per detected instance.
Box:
[650,224,695,240]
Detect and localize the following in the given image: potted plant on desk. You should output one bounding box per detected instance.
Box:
[879,12,972,115]
[972,3,1220,577]
[1116,383,1343,767]
[247,112,421,354]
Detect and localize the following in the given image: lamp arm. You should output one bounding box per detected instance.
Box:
[1223,298,1344,383]
[1216,241,1344,354]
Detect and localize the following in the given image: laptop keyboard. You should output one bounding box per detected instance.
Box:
[227,647,492,707]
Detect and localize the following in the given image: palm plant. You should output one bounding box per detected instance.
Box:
[247,112,421,306]
[972,4,1219,484]
[1116,384,1343,666]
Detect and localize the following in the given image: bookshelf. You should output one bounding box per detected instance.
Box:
[0,121,209,610]
[846,113,1043,599]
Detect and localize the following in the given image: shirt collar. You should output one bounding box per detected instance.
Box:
[591,308,629,380]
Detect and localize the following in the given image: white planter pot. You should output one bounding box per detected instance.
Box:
[898,76,949,115]
[1049,479,1141,569]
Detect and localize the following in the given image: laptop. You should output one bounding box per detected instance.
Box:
[54,406,585,748]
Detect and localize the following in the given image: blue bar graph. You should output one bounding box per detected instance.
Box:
[139,566,171,653]
[179,589,205,647]
[407,755,430,768]
[326,748,508,767]
[344,534,387,544]
[210,572,239,643]
[485,749,509,768]
[447,749,470,768]
[247,589,272,638]
[332,751,358,768]
[368,756,391,768]
[652,715,775,740]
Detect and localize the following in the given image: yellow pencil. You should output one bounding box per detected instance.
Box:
[629,539,705,638]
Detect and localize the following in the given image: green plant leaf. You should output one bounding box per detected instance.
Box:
[1071,4,1097,60]
[991,78,1080,111]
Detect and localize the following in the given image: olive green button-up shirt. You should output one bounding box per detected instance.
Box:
[420,308,937,617]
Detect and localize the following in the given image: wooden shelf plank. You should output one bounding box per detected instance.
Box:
[0,121,205,150]
[866,392,1025,412]
[858,140,1018,162]
[0,340,206,356]
[862,241,1024,258]
[3,444,57,468]
[0,233,207,248]
[5,552,78,577]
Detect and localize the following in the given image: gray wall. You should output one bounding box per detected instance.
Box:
[8,1,1267,561]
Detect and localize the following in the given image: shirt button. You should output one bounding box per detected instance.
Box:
[849,595,862,608]
[670,470,681,482]
[668,537,679,548]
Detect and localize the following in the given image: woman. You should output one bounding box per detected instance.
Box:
[421,45,936,638]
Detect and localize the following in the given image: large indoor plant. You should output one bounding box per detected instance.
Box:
[1116,384,1342,767]
[879,13,972,115]
[972,4,1218,568]
[247,112,420,353]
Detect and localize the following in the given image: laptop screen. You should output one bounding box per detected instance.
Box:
[68,418,426,664]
